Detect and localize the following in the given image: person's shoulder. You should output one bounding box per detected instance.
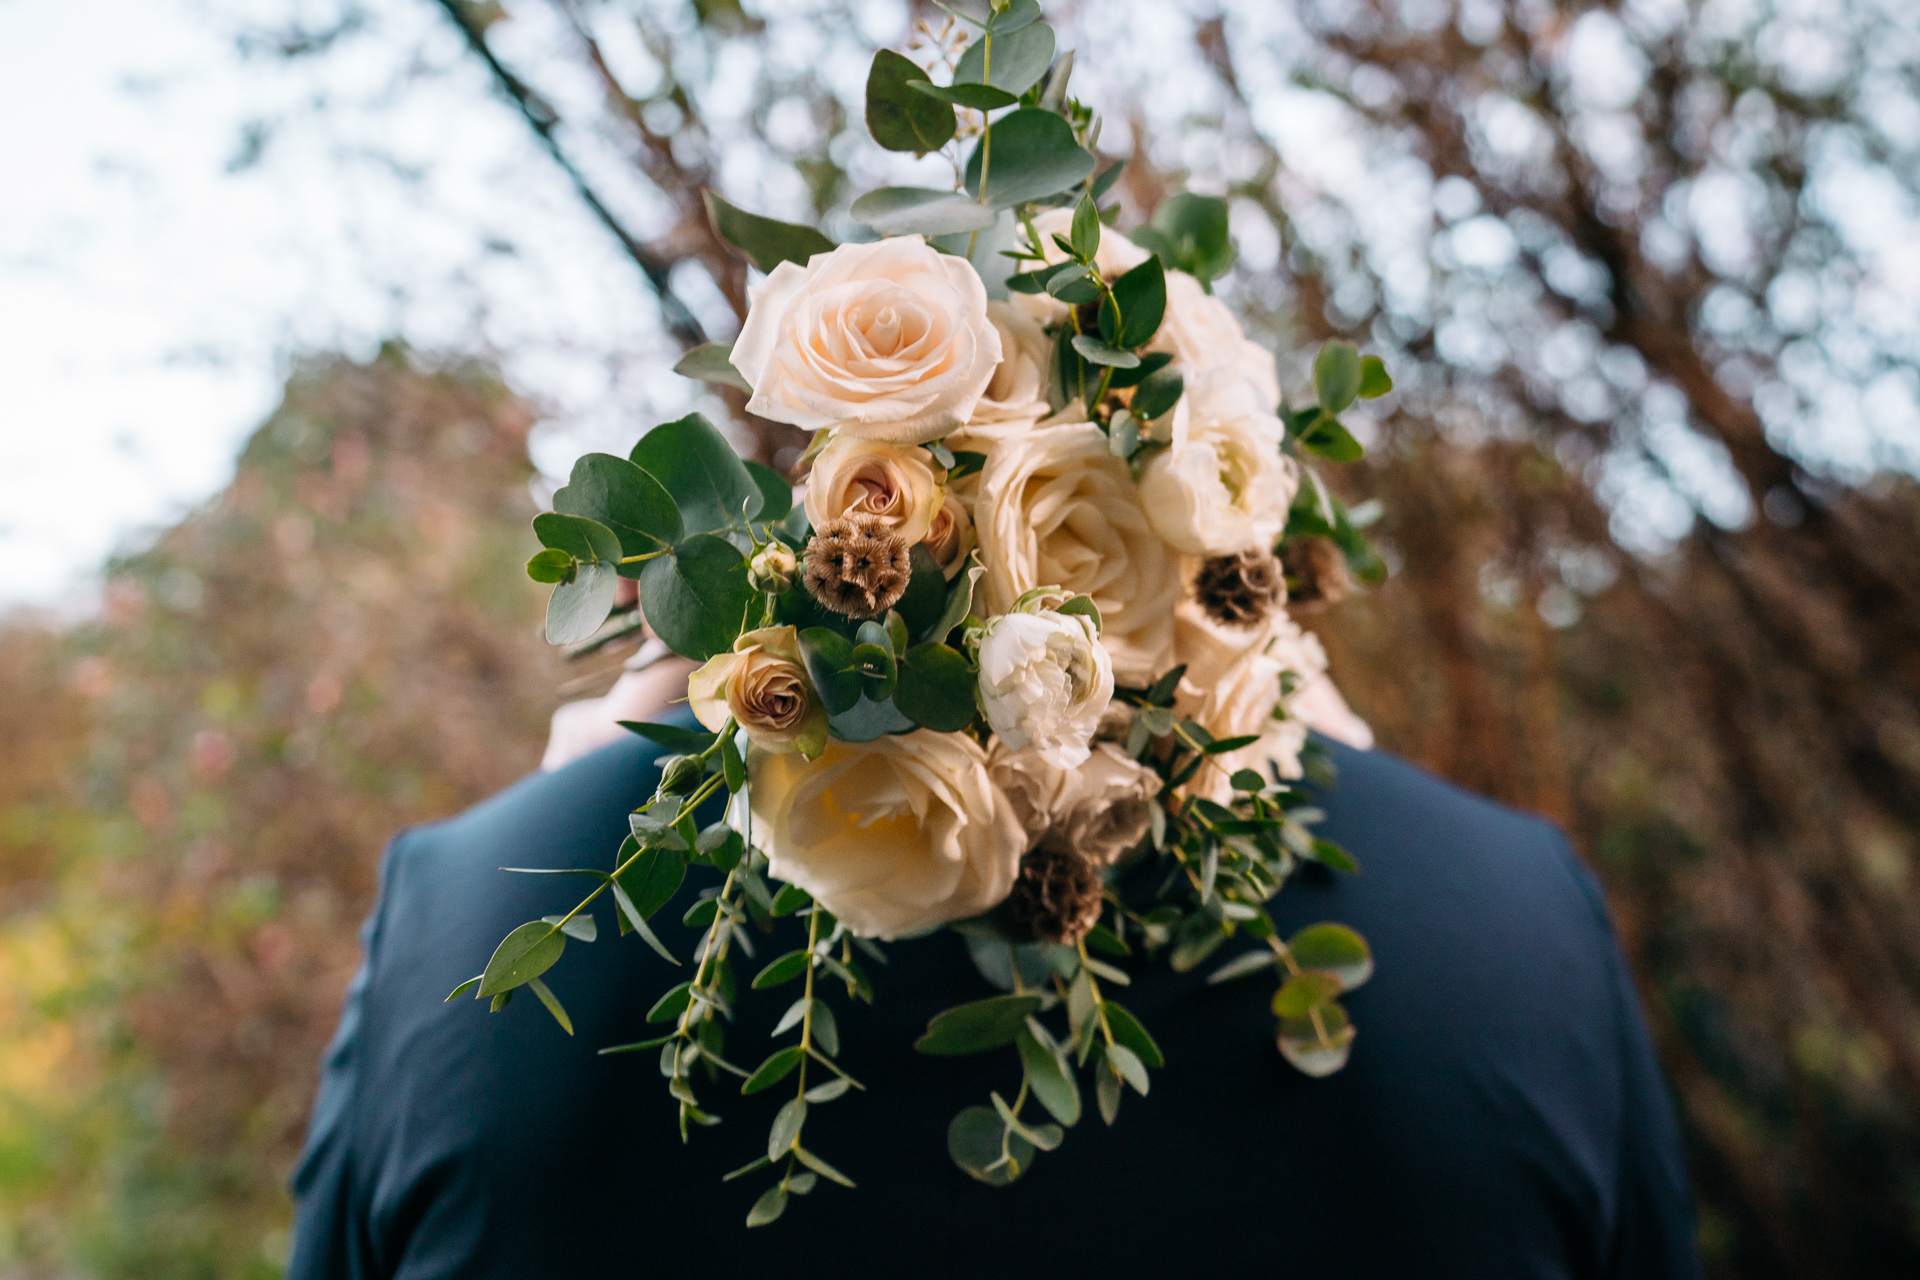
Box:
[1310,736,1608,934]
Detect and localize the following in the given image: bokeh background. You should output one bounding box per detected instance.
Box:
[2,0,1918,1275]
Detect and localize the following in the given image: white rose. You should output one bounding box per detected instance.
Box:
[1172,603,1327,803]
[803,434,946,546]
[1137,369,1298,556]
[975,418,1184,685]
[1147,271,1281,409]
[974,608,1113,769]
[971,301,1053,426]
[687,625,829,760]
[736,731,1025,939]
[987,740,1157,866]
[1013,208,1153,327]
[731,237,1002,445]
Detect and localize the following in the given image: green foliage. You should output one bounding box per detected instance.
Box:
[639,536,755,661]
[915,995,1043,1055]
[628,414,763,537]
[864,49,956,154]
[673,343,753,394]
[953,20,1055,95]
[1130,193,1236,284]
[703,192,836,272]
[851,186,996,236]
[478,921,566,998]
[965,109,1095,207]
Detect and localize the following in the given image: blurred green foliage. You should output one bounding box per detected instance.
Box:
[0,350,567,1277]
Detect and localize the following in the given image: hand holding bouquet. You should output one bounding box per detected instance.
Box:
[467,0,1394,1226]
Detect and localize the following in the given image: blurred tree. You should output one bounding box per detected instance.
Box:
[0,351,566,1277]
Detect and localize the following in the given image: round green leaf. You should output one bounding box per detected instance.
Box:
[526,548,574,584]
[704,192,835,273]
[1313,340,1364,415]
[965,108,1096,208]
[865,48,957,154]
[894,641,979,732]
[552,452,682,566]
[639,534,755,661]
[532,511,621,565]
[1287,922,1373,990]
[1099,1000,1165,1069]
[1015,1025,1081,1127]
[1271,971,1343,1018]
[629,413,763,536]
[1359,355,1394,399]
[1278,1000,1355,1077]
[743,460,792,521]
[544,562,618,645]
[954,21,1055,95]
[948,1105,1035,1187]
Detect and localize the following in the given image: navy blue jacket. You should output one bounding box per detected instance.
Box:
[287,724,1700,1279]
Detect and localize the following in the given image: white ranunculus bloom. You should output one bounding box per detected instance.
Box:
[1012,207,1153,327]
[1147,270,1282,409]
[735,731,1025,940]
[974,608,1113,769]
[802,434,947,546]
[1172,602,1328,803]
[975,418,1184,685]
[1138,369,1298,557]
[731,237,1001,444]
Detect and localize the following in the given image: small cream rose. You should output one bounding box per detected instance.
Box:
[1171,603,1327,803]
[971,301,1052,425]
[973,607,1113,769]
[1147,271,1282,409]
[924,491,976,580]
[1138,369,1298,556]
[976,418,1183,684]
[987,741,1156,866]
[1046,744,1157,867]
[735,731,1025,939]
[687,625,828,760]
[1013,208,1152,327]
[747,542,798,594]
[803,434,946,546]
[731,237,1001,444]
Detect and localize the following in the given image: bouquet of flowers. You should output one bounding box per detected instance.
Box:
[454,0,1392,1227]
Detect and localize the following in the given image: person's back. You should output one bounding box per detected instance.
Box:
[287,726,1700,1279]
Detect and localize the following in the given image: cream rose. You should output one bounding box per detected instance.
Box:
[1147,271,1282,409]
[1172,603,1327,803]
[976,420,1184,684]
[1013,208,1153,327]
[688,625,829,760]
[1137,369,1298,556]
[924,491,976,579]
[803,434,946,546]
[1047,744,1157,866]
[735,731,1025,939]
[731,237,1001,444]
[973,607,1113,769]
[987,741,1156,866]
[971,301,1052,426]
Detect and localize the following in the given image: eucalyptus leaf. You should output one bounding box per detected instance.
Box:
[1359,355,1394,399]
[798,628,863,714]
[1107,1042,1150,1095]
[865,48,957,154]
[1099,1001,1164,1069]
[915,994,1043,1055]
[1287,922,1374,990]
[1313,340,1364,415]
[826,694,915,742]
[526,976,574,1035]
[614,839,686,921]
[640,535,755,661]
[553,453,683,566]
[478,921,565,998]
[742,1045,807,1095]
[743,460,793,521]
[1071,334,1140,368]
[1102,256,1167,350]
[965,108,1095,208]
[541,913,597,943]
[543,562,618,646]
[746,1185,788,1228]
[629,413,762,536]
[910,80,1018,110]
[850,186,996,237]
[1278,1000,1356,1077]
[1206,949,1280,985]
[673,342,753,394]
[617,720,717,752]
[769,1097,808,1160]
[705,192,835,273]
[954,19,1055,95]
[948,1105,1034,1187]
[525,549,572,584]
[893,641,978,732]
[1015,1025,1081,1127]
[893,543,949,638]
[1129,365,1184,421]
[532,511,622,565]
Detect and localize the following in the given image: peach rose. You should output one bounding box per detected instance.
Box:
[803,434,946,546]
[688,625,828,760]
[731,237,1001,444]
[735,730,1025,939]
[975,417,1183,685]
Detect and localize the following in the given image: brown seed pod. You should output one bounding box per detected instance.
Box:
[1194,548,1288,628]
[1004,844,1104,945]
[802,514,913,619]
[1279,536,1352,612]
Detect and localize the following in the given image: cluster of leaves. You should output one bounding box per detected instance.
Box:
[1283,340,1395,587]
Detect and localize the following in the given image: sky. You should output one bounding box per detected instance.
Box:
[0,0,696,615]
